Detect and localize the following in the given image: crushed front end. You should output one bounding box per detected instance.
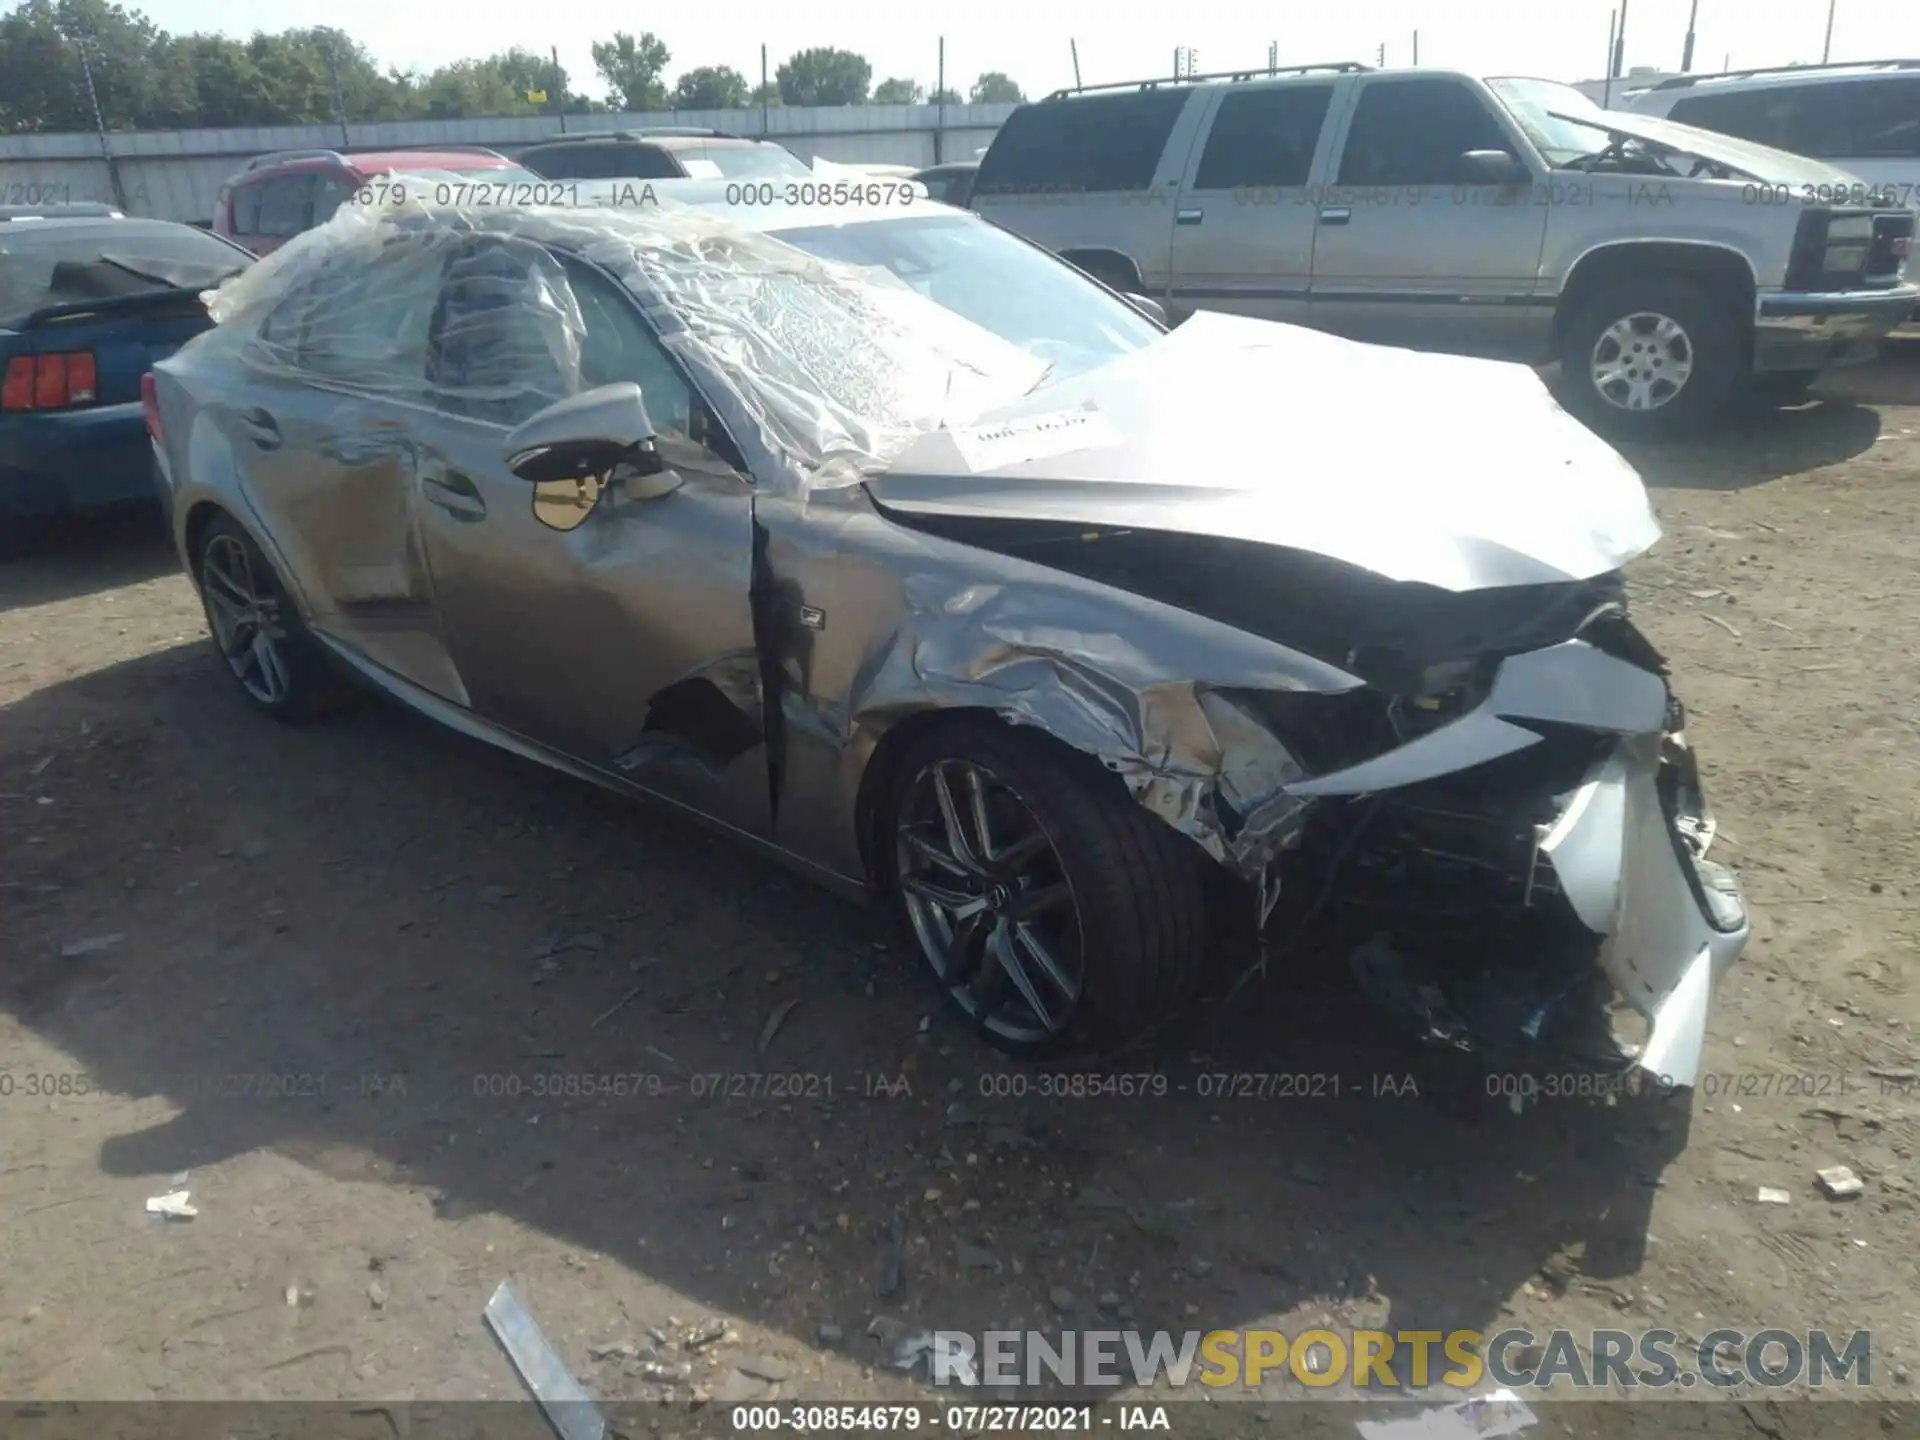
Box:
[1254,587,1749,1091]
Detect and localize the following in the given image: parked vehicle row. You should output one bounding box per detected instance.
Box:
[968,62,1917,437]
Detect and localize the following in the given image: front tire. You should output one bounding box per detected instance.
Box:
[884,719,1208,1060]
[193,513,351,723]
[1559,276,1741,439]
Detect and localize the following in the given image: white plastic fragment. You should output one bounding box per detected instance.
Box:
[484,1280,605,1440]
[1756,1186,1792,1204]
[145,1189,197,1220]
[1356,1391,1537,1440]
[1816,1165,1864,1199]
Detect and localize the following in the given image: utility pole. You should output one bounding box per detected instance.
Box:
[1268,41,1277,75]
[1822,0,1837,63]
[1070,39,1082,88]
[934,37,945,163]
[1682,0,1699,71]
[761,43,770,139]
[1604,10,1618,104]
[553,46,567,133]
[1412,31,1419,65]
[1613,0,1630,77]
[321,36,351,149]
[62,26,129,211]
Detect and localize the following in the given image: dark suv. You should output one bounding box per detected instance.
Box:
[517,128,810,182]
[213,146,535,255]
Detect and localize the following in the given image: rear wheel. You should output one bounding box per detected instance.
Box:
[1559,276,1741,439]
[194,513,353,722]
[885,720,1207,1059]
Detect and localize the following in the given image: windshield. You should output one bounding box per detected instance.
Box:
[673,145,811,180]
[1486,78,1612,162]
[768,213,1160,388]
[0,222,247,320]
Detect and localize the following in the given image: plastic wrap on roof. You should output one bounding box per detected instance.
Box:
[199,180,1049,492]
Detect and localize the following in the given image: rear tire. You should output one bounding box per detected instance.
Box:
[884,719,1208,1060]
[1559,276,1741,440]
[193,512,354,723]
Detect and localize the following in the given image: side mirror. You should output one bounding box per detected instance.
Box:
[1456,149,1530,186]
[1125,293,1169,326]
[503,382,666,486]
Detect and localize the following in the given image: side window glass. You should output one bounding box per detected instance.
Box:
[975,90,1189,195]
[1193,85,1336,190]
[1337,79,1513,186]
[231,182,264,235]
[565,262,696,437]
[299,238,447,386]
[428,238,576,426]
[312,174,355,227]
[256,176,314,237]
[1844,79,1920,158]
[524,148,579,179]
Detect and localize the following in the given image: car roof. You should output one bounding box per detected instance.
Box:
[1632,60,1920,100]
[0,203,125,220]
[0,215,200,239]
[240,150,518,180]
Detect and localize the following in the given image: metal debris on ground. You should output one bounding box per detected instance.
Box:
[144,1189,197,1220]
[482,1280,606,1440]
[1354,1389,1537,1439]
[1816,1165,1864,1199]
[60,933,124,958]
[759,997,800,1052]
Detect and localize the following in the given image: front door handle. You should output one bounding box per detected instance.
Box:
[1176,208,1204,226]
[238,407,281,449]
[420,470,487,519]
[1319,207,1352,226]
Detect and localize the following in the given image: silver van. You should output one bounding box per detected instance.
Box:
[972,64,1917,438]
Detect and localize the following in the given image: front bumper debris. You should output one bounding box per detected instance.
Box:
[1279,635,1749,1089]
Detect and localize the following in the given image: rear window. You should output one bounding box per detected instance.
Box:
[0,222,248,321]
[975,89,1190,196]
[520,144,682,181]
[667,144,810,179]
[1667,76,1920,160]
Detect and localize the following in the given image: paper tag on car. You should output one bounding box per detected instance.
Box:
[946,408,1123,473]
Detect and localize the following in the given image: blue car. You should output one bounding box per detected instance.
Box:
[2,210,250,552]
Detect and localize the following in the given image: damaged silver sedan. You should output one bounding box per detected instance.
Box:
[146,183,1748,1086]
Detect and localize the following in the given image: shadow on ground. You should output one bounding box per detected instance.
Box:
[0,505,177,614]
[1,625,1695,1393]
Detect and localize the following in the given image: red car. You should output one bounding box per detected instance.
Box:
[212,146,539,255]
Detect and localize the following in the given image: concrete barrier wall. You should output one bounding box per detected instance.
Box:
[0,103,1017,224]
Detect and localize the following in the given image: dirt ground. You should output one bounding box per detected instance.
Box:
[3,358,1918,1440]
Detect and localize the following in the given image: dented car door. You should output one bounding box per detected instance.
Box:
[227,240,466,701]
[412,238,770,836]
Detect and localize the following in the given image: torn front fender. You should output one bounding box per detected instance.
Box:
[847,568,1360,873]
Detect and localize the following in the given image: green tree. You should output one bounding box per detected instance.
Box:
[672,64,748,110]
[749,80,782,107]
[969,71,1024,104]
[414,48,560,119]
[775,47,870,106]
[591,29,669,112]
[927,86,962,105]
[871,76,922,104]
[0,0,170,132]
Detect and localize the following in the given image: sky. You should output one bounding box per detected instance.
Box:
[46,0,1920,101]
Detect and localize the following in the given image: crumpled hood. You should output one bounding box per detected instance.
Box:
[868,311,1663,592]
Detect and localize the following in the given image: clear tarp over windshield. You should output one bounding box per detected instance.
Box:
[202,185,1161,494]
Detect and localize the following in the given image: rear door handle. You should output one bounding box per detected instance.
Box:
[1176,208,1204,226]
[1319,207,1352,226]
[239,407,281,449]
[420,469,487,519]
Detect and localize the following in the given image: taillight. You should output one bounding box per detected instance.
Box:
[141,372,164,445]
[1,351,100,411]
[1,356,30,411]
